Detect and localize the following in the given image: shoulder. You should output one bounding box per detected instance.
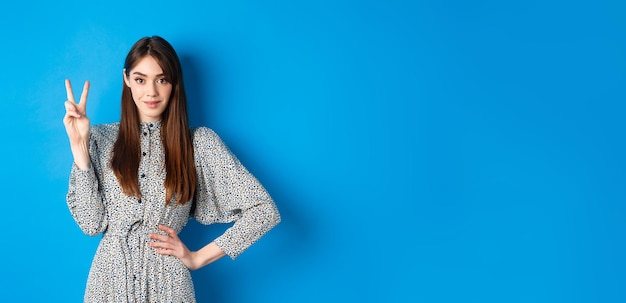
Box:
[191,126,220,143]
[90,122,120,143]
[191,126,229,153]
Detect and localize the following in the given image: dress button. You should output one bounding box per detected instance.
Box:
[143,132,147,136]
[141,173,146,178]
[138,199,142,204]
[142,152,146,156]
[149,123,153,127]
[133,275,136,281]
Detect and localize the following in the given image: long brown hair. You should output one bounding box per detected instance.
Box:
[111,36,197,205]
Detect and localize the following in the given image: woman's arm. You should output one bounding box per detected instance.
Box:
[149,225,226,270]
[64,79,108,235]
[192,127,281,259]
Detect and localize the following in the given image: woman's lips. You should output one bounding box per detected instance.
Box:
[144,101,161,109]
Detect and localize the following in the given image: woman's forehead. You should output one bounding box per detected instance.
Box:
[129,56,165,76]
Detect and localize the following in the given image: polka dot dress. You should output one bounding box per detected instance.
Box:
[66,121,280,302]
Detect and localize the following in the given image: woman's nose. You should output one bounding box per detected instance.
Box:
[146,82,158,97]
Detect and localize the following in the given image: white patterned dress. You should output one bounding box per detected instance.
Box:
[66,121,280,302]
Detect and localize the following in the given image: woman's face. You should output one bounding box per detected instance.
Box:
[123,55,172,122]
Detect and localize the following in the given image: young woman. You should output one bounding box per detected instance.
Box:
[63,36,280,302]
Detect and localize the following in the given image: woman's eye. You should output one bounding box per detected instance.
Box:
[134,78,144,84]
[157,78,168,84]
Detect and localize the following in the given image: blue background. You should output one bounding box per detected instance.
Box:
[1,0,625,302]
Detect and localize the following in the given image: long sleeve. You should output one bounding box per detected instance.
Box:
[192,127,280,259]
[66,127,108,236]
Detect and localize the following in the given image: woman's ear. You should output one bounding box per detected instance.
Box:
[123,69,130,87]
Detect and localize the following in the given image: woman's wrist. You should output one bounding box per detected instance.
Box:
[71,140,91,170]
[196,242,226,269]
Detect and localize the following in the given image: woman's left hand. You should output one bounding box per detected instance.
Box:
[149,225,199,270]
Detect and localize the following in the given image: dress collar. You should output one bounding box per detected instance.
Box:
[140,120,161,129]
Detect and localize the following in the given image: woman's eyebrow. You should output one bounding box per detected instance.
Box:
[131,71,165,77]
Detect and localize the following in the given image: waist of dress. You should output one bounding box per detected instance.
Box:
[104,220,160,238]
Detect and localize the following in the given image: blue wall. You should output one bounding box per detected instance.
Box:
[1,0,625,302]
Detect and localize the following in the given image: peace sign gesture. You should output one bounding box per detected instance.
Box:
[63,79,91,170]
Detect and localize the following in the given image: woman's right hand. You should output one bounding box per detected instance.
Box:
[63,79,91,170]
[63,79,90,144]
